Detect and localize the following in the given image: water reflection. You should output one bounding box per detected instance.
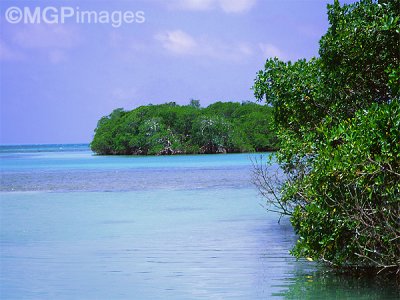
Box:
[277,269,399,299]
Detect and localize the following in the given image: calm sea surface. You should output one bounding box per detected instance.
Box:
[0,144,398,299]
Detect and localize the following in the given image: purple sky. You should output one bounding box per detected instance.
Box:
[0,0,356,144]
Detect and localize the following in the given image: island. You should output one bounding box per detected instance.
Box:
[91,101,278,155]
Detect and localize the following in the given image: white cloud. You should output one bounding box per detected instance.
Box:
[155,30,197,55]
[201,39,254,61]
[218,0,257,13]
[259,43,287,60]
[171,0,215,11]
[155,29,253,62]
[8,24,80,64]
[168,0,257,13]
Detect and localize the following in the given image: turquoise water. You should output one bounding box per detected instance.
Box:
[1,144,260,192]
[0,145,398,299]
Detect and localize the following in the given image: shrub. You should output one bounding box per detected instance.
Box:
[252,0,399,273]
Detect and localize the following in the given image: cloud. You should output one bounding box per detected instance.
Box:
[155,30,197,55]
[218,0,257,13]
[259,43,287,60]
[155,29,253,62]
[171,0,214,11]
[169,0,257,13]
[7,24,80,64]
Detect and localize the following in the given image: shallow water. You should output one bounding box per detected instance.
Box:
[0,145,398,299]
[1,145,260,192]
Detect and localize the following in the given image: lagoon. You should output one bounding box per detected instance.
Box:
[0,145,397,299]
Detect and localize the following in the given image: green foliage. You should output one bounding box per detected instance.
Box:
[253,0,400,272]
[189,99,201,109]
[319,0,399,114]
[91,101,278,155]
[290,101,400,268]
[253,58,325,134]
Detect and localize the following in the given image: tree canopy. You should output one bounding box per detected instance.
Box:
[91,101,278,155]
[253,0,399,273]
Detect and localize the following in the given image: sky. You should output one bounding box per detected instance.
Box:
[0,0,356,145]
